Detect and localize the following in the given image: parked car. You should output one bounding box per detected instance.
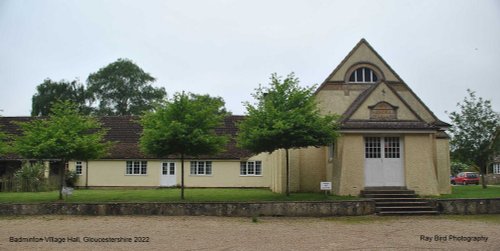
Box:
[451,172,480,185]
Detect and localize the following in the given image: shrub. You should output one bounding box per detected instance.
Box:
[13,162,47,192]
[65,170,79,187]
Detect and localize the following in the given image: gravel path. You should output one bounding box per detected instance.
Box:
[0,215,498,250]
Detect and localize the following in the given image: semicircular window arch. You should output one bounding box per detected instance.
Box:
[348,67,378,83]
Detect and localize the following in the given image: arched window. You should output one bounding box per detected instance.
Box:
[348,67,378,83]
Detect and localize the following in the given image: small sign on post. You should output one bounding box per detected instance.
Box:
[62,187,74,199]
[320,182,332,196]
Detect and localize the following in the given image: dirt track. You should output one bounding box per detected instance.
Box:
[0,215,498,250]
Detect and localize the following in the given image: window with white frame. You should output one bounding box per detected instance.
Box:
[384,137,401,158]
[494,163,500,174]
[365,137,381,158]
[190,161,212,175]
[240,161,262,176]
[348,67,378,83]
[75,161,83,175]
[126,161,147,175]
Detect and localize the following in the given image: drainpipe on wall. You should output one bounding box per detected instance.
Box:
[85,160,89,189]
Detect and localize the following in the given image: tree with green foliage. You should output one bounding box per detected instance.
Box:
[448,89,500,188]
[31,79,91,116]
[0,126,9,157]
[87,58,166,115]
[13,101,111,199]
[450,161,470,176]
[238,73,339,196]
[140,92,228,199]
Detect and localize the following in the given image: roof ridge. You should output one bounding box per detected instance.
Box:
[314,38,406,94]
[315,39,368,94]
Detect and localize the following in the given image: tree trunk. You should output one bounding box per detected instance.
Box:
[285,148,290,196]
[58,160,66,200]
[480,165,488,189]
[181,153,185,200]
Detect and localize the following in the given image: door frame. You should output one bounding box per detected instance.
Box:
[363,135,405,187]
[160,162,177,187]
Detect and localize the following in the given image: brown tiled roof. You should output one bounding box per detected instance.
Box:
[0,116,252,160]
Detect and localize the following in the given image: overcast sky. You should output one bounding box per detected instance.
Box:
[0,0,499,122]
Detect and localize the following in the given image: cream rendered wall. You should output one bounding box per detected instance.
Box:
[350,82,419,121]
[315,90,365,116]
[436,138,452,194]
[68,161,86,187]
[265,150,286,193]
[288,149,301,192]
[182,159,270,187]
[404,134,440,195]
[330,133,445,196]
[331,137,344,195]
[325,144,335,185]
[69,159,270,188]
[328,43,400,82]
[337,134,365,195]
[396,91,436,123]
[298,146,327,192]
[69,160,161,187]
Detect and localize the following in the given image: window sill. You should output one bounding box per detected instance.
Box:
[189,174,213,177]
[239,175,263,177]
[125,174,148,176]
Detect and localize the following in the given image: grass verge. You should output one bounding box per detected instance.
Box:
[434,185,500,199]
[0,188,357,203]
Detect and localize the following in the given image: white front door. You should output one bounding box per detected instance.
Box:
[364,137,404,187]
[160,162,176,186]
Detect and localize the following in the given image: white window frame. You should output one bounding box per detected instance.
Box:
[349,67,378,83]
[190,161,212,176]
[240,161,262,176]
[493,163,500,174]
[75,161,83,175]
[126,161,148,175]
[162,162,176,175]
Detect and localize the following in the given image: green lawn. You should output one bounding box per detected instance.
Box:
[1,185,498,204]
[436,185,500,199]
[0,188,356,203]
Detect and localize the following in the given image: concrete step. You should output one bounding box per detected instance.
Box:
[377,206,436,212]
[371,198,427,202]
[363,193,418,198]
[361,190,415,195]
[378,211,439,216]
[361,188,439,216]
[363,186,408,191]
[376,201,430,205]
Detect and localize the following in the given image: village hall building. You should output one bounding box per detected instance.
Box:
[0,39,452,196]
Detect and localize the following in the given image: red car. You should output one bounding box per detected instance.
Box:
[451,172,480,185]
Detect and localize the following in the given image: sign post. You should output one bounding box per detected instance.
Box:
[320,182,332,196]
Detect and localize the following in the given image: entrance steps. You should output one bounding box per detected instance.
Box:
[361,187,438,216]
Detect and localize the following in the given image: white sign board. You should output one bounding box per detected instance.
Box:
[320,182,332,190]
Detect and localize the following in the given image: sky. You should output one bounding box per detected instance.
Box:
[0,0,499,122]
